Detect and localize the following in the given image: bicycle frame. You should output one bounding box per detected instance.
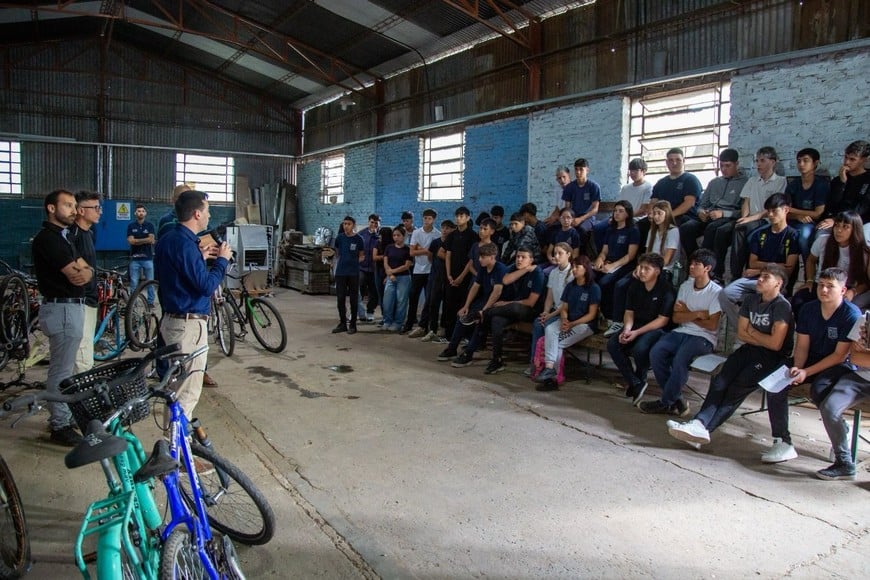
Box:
[93,303,128,361]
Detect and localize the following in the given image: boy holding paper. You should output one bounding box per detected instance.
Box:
[761,268,860,463]
[668,265,793,451]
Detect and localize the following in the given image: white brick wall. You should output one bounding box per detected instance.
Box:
[730,49,870,175]
[527,97,629,212]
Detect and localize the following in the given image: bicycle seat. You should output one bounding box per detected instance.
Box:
[65,419,129,469]
[133,439,179,483]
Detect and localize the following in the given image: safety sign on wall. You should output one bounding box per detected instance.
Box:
[116,202,131,221]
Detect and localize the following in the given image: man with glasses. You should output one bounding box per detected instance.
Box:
[32,189,94,446]
[69,190,102,374]
[127,204,156,307]
[729,146,787,279]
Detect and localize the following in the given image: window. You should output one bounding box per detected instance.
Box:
[629,82,731,187]
[0,141,22,195]
[420,132,464,201]
[321,154,345,204]
[175,153,235,203]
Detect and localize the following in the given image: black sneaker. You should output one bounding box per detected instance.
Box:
[451,351,474,367]
[50,425,82,447]
[638,400,671,414]
[816,461,857,480]
[437,348,458,362]
[347,325,358,335]
[535,380,559,392]
[484,358,505,375]
[672,398,691,417]
[331,323,348,334]
[460,311,480,326]
[626,381,648,406]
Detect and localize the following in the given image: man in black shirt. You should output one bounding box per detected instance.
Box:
[606,253,676,404]
[32,189,94,446]
[443,206,478,333]
[68,190,102,374]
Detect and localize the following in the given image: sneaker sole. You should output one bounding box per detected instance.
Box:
[484,366,505,375]
[632,383,648,406]
[668,426,710,445]
[761,450,798,464]
[815,470,856,481]
[436,355,456,362]
[451,361,473,368]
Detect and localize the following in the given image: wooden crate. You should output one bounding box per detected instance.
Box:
[284,266,331,294]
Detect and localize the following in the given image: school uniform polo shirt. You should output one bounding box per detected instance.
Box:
[603,226,641,262]
[334,232,364,277]
[748,225,800,263]
[652,173,702,218]
[561,179,601,215]
[475,261,508,304]
[548,227,581,249]
[796,299,860,367]
[786,176,829,212]
[560,282,602,329]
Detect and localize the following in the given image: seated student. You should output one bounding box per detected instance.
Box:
[719,193,799,327]
[668,265,793,450]
[640,249,722,416]
[520,202,550,253]
[534,255,600,386]
[490,205,510,252]
[785,148,828,261]
[381,226,413,332]
[593,200,641,326]
[809,315,870,480]
[593,158,652,253]
[545,208,582,265]
[419,220,456,343]
[525,242,575,377]
[561,158,601,235]
[604,200,682,337]
[545,166,573,226]
[468,218,497,276]
[606,253,676,404]
[791,211,870,316]
[760,268,861,463]
[437,243,506,361]
[501,212,543,265]
[816,140,870,234]
[451,247,545,374]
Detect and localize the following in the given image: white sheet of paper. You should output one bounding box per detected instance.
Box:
[758,365,793,393]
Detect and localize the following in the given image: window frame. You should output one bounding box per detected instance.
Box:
[175,152,235,204]
[420,131,465,202]
[320,153,345,205]
[0,141,22,195]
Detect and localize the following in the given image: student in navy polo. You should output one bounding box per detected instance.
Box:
[561,158,601,235]
[127,203,157,306]
[719,193,799,326]
[332,216,365,335]
[545,208,582,266]
[785,147,829,260]
[593,200,641,323]
[762,268,861,463]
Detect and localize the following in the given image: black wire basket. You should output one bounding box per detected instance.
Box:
[59,358,150,432]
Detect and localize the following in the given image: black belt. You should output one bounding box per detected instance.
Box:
[167,313,209,321]
[43,297,85,304]
[85,298,98,307]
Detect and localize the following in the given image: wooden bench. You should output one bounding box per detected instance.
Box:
[690,354,868,464]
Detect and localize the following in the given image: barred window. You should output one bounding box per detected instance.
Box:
[175,153,235,203]
[321,154,345,204]
[420,132,464,201]
[0,141,22,195]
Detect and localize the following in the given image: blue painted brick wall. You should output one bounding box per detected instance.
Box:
[464,117,529,218]
[375,137,422,226]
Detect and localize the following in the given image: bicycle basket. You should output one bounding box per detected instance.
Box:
[59,358,150,431]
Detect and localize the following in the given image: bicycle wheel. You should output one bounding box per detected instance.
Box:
[94,307,125,361]
[0,275,28,348]
[0,456,31,579]
[159,528,205,580]
[214,302,235,357]
[181,443,275,546]
[126,281,160,350]
[247,298,287,353]
[125,291,160,351]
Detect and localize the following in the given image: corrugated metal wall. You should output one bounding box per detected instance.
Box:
[302,0,868,152]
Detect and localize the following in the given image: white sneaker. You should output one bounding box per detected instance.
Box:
[603,322,623,337]
[761,438,797,463]
[420,331,437,342]
[668,419,710,446]
[523,364,534,377]
[408,327,427,339]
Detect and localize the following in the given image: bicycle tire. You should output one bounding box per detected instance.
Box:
[0,455,31,579]
[0,276,28,348]
[0,349,8,373]
[126,281,160,350]
[215,302,235,357]
[94,307,125,361]
[158,528,205,580]
[225,293,246,340]
[181,443,275,546]
[247,298,287,353]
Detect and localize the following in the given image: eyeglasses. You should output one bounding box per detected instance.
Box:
[80,205,102,211]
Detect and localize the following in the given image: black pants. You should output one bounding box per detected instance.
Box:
[730,219,765,280]
[426,276,447,333]
[443,277,470,334]
[404,273,430,330]
[359,270,378,315]
[467,302,537,361]
[335,274,359,325]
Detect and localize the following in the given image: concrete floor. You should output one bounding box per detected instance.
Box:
[2,287,869,579]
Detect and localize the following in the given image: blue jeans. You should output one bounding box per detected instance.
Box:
[650,331,714,405]
[40,302,84,430]
[129,259,155,304]
[788,220,815,260]
[598,265,633,320]
[719,277,757,327]
[382,275,411,329]
[530,315,560,362]
[607,328,666,390]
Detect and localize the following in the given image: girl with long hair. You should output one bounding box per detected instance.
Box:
[525,242,575,376]
[646,200,681,273]
[593,200,640,326]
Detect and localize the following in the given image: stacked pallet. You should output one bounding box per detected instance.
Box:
[279,243,333,294]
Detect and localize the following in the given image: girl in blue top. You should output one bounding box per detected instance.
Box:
[381,226,413,332]
[535,255,601,384]
[593,200,640,321]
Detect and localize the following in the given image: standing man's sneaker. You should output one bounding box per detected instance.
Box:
[761,438,798,463]
[451,351,474,368]
[50,425,82,447]
[816,461,857,480]
[484,358,505,375]
[366,313,375,322]
[347,325,358,335]
[331,323,348,334]
[420,330,437,342]
[433,336,449,344]
[604,322,623,337]
[668,419,710,445]
[437,348,457,361]
[408,327,426,338]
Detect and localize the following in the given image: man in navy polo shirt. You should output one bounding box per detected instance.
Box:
[650,148,702,227]
[332,216,365,334]
[561,158,601,236]
[127,203,156,306]
[32,189,94,446]
[155,190,231,421]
